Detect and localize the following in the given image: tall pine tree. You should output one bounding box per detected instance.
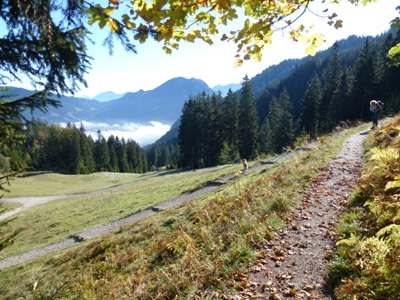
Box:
[320,42,343,131]
[300,73,322,139]
[221,89,240,161]
[238,75,259,160]
[350,39,377,121]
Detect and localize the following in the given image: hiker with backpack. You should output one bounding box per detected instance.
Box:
[369,100,384,129]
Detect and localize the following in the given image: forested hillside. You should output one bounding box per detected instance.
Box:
[0,120,147,175]
[149,29,400,169]
[1,30,399,175]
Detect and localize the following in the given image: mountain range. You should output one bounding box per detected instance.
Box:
[1,33,375,145]
[3,77,215,125]
[3,73,280,127]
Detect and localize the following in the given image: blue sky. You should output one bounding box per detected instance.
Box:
[73,0,399,98]
[6,0,399,145]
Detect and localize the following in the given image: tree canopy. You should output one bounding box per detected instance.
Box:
[1,0,399,95]
[89,0,400,65]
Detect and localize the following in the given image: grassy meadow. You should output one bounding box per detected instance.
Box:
[0,122,370,299]
[3,171,163,198]
[0,164,244,258]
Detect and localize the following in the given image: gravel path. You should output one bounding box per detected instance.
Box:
[0,150,303,270]
[232,130,369,299]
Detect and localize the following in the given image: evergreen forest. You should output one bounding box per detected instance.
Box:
[162,30,400,169]
[0,120,148,175]
[1,30,399,174]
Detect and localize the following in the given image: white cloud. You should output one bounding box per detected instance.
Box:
[61,121,171,146]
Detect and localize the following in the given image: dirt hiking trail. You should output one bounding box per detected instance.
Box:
[231,130,368,299]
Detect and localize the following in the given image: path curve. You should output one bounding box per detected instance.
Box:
[0,150,302,269]
[0,165,228,221]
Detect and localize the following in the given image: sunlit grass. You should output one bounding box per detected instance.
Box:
[0,202,21,212]
[0,123,369,299]
[0,164,244,258]
[3,171,158,197]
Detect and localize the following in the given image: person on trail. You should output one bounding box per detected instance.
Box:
[242,159,248,172]
[369,100,384,129]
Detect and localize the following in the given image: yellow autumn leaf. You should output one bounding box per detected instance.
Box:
[162,45,173,54]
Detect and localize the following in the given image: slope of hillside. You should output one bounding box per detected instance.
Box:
[0,123,369,299]
[1,77,215,125]
[93,91,128,102]
[94,77,215,123]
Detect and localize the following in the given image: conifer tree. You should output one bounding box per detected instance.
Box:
[221,89,240,161]
[94,130,110,172]
[277,88,295,149]
[336,68,354,121]
[79,123,95,174]
[259,119,270,155]
[207,93,224,166]
[126,139,142,172]
[300,73,322,139]
[350,39,377,120]
[67,126,83,174]
[151,146,162,169]
[115,137,129,173]
[320,42,343,131]
[179,99,198,168]
[107,135,119,172]
[39,124,62,170]
[260,89,294,154]
[376,30,400,114]
[159,146,170,168]
[238,75,259,160]
[261,97,281,154]
[179,96,209,168]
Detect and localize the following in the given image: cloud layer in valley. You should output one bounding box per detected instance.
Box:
[63,121,171,146]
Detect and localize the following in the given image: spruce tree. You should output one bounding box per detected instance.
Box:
[320,42,343,131]
[221,89,240,161]
[350,39,377,121]
[277,88,295,150]
[79,123,95,174]
[179,99,198,168]
[336,68,354,122]
[238,75,259,160]
[94,131,110,172]
[115,137,129,173]
[107,135,119,172]
[376,31,400,114]
[179,95,208,169]
[300,73,322,139]
[260,89,294,154]
[67,126,83,174]
[207,93,224,166]
[262,97,281,153]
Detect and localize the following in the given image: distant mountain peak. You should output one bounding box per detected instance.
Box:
[93,91,128,102]
[212,83,241,96]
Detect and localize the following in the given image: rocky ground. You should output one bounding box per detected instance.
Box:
[231,130,368,299]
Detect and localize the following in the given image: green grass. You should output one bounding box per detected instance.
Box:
[0,202,22,213]
[0,123,369,299]
[0,164,243,258]
[3,171,161,198]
